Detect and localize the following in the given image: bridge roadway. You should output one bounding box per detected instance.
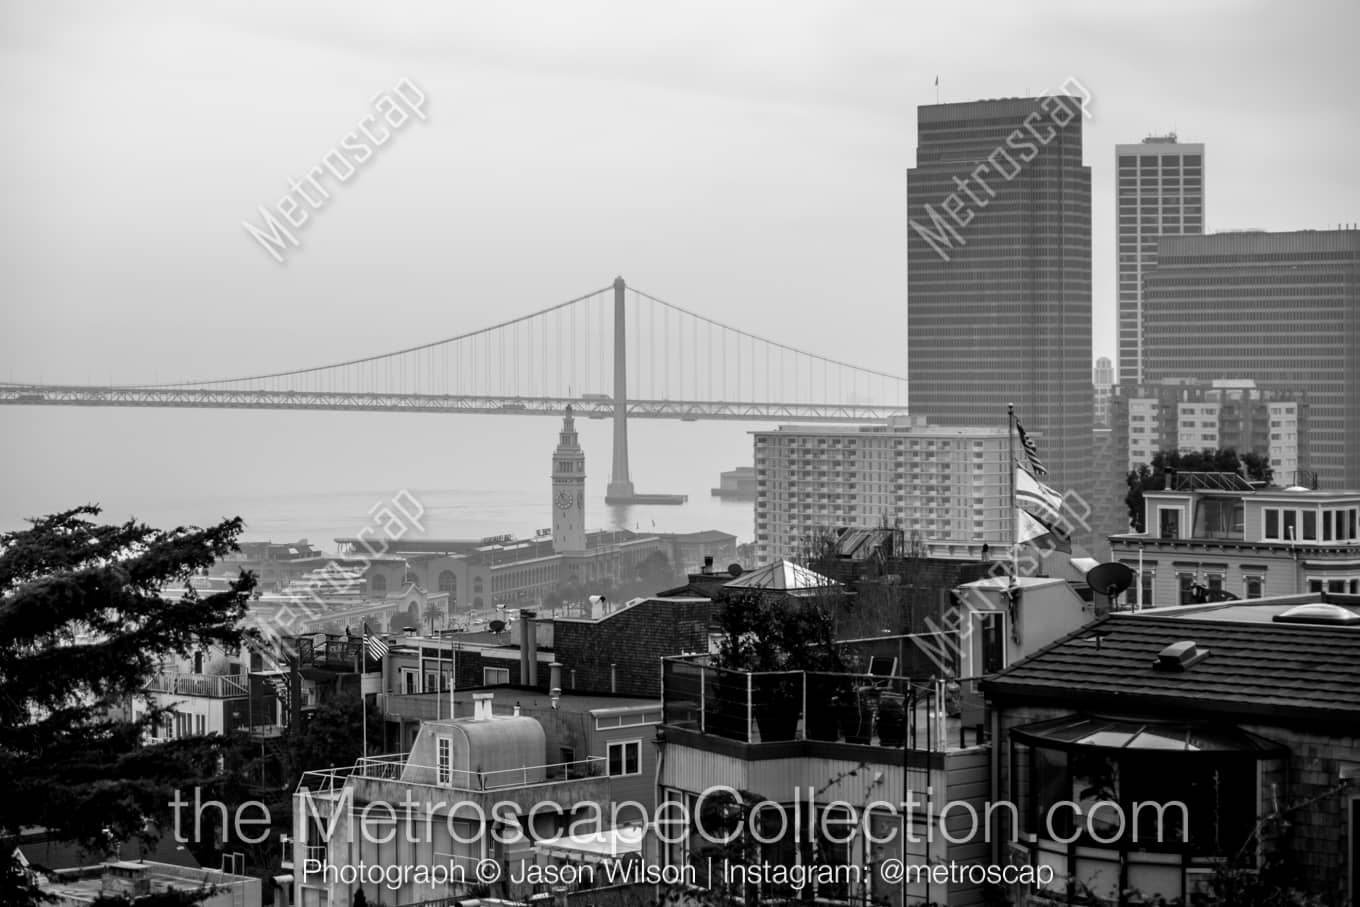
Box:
[0,384,909,423]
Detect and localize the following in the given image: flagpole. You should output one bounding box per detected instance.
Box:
[360,630,368,760]
[1008,403,1018,581]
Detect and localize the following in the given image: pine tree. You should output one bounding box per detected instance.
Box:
[0,506,256,907]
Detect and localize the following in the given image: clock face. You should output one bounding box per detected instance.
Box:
[555,491,574,511]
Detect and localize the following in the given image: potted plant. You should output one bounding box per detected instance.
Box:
[837,687,874,744]
[714,586,846,742]
[876,691,907,747]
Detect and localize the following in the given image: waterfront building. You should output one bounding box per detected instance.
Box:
[907,96,1092,512]
[1142,229,1360,489]
[751,417,1010,565]
[337,409,675,614]
[1115,134,1206,385]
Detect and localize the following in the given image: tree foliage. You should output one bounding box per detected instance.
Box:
[1125,448,1274,532]
[0,506,256,907]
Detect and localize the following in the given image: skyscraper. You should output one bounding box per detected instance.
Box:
[1115,135,1205,386]
[1142,229,1360,489]
[907,96,1093,512]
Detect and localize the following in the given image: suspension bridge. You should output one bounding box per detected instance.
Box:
[1,277,910,499]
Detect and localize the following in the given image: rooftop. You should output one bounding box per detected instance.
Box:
[982,596,1360,723]
[722,559,840,594]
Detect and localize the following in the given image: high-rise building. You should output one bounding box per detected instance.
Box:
[1093,356,1114,427]
[1142,230,1360,489]
[1115,135,1205,386]
[907,96,1092,514]
[1111,379,1309,478]
[752,417,1010,565]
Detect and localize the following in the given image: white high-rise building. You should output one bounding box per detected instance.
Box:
[1116,135,1205,386]
[752,417,1011,564]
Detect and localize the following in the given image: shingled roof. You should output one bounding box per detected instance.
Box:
[981,607,1360,726]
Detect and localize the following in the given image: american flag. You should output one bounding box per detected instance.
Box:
[365,631,389,660]
[1015,420,1048,476]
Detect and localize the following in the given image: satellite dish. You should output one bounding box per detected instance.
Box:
[1086,562,1134,599]
[727,563,743,578]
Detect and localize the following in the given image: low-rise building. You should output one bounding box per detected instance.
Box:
[981,594,1360,905]
[35,860,260,907]
[1111,476,1360,607]
[291,692,619,907]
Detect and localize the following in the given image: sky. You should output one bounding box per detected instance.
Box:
[2,0,1358,388]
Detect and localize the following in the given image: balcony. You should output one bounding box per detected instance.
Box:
[146,673,248,698]
[660,655,977,754]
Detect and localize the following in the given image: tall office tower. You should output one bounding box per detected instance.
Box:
[1143,230,1360,489]
[752,417,1010,565]
[1093,356,1114,427]
[907,97,1093,517]
[1115,135,1205,386]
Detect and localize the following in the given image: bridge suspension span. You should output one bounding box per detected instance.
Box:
[2,277,911,493]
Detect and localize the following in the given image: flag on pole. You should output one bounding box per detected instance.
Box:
[1017,509,1071,553]
[1015,421,1047,475]
[365,631,389,660]
[1015,467,1063,521]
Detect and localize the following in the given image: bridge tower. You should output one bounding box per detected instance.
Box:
[605,275,635,503]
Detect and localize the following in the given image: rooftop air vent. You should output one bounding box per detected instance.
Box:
[1272,603,1360,626]
[1153,640,1210,672]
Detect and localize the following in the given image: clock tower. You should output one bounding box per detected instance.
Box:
[551,406,586,555]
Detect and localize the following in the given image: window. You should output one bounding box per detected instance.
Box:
[1264,508,1279,540]
[1283,510,1298,541]
[483,667,510,685]
[438,570,456,594]
[1159,509,1181,539]
[370,573,388,595]
[1140,569,1155,608]
[436,737,452,785]
[1178,572,1196,605]
[402,669,417,694]
[607,740,641,776]
[1244,576,1263,599]
[1302,511,1317,541]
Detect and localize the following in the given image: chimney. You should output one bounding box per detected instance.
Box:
[610,662,617,694]
[550,662,562,695]
[513,701,521,717]
[702,556,714,575]
[472,692,493,719]
[522,611,539,687]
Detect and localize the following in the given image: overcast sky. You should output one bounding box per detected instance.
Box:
[2,0,1357,388]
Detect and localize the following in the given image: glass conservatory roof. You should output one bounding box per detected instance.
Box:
[1012,714,1284,754]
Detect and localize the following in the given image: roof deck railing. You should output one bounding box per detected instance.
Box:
[660,654,984,752]
[296,754,606,795]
